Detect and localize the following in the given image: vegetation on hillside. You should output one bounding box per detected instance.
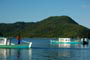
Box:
[0,16,90,38]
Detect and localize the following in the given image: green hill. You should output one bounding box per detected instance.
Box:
[0,16,90,38]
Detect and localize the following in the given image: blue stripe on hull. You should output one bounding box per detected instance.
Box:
[0,45,31,48]
[51,40,81,44]
[51,42,81,44]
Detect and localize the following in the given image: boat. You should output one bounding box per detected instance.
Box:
[81,38,88,45]
[0,37,32,48]
[50,38,81,44]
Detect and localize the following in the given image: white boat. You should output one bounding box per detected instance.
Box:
[0,37,32,48]
[50,38,81,44]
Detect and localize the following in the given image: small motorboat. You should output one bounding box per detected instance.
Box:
[50,38,81,44]
[0,37,32,48]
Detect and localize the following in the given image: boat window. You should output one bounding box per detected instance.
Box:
[66,40,67,41]
[0,39,4,43]
[0,39,4,41]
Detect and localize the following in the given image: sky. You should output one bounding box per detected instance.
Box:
[0,0,90,28]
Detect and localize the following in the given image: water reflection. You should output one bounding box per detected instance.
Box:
[32,45,89,60]
[50,43,89,48]
[0,49,32,60]
[58,44,70,48]
[16,49,21,60]
[32,48,75,60]
[0,49,7,60]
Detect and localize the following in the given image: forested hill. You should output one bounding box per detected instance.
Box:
[0,16,90,38]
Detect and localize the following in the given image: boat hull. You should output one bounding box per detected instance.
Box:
[0,44,31,48]
[51,40,81,44]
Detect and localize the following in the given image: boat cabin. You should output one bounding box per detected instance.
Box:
[0,37,11,45]
[0,37,7,45]
[59,38,71,42]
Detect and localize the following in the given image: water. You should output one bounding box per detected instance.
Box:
[0,38,90,60]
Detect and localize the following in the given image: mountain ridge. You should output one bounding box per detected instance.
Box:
[0,16,90,38]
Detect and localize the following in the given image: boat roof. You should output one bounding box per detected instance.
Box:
[0,37,7,39]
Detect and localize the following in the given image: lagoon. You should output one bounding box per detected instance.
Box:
[0,38,90,60]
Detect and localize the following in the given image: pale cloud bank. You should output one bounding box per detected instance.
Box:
[81,5,90,9]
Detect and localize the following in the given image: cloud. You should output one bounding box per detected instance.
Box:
[81,5,90,9]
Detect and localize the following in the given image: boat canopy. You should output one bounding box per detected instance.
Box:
[0,37,7,45]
